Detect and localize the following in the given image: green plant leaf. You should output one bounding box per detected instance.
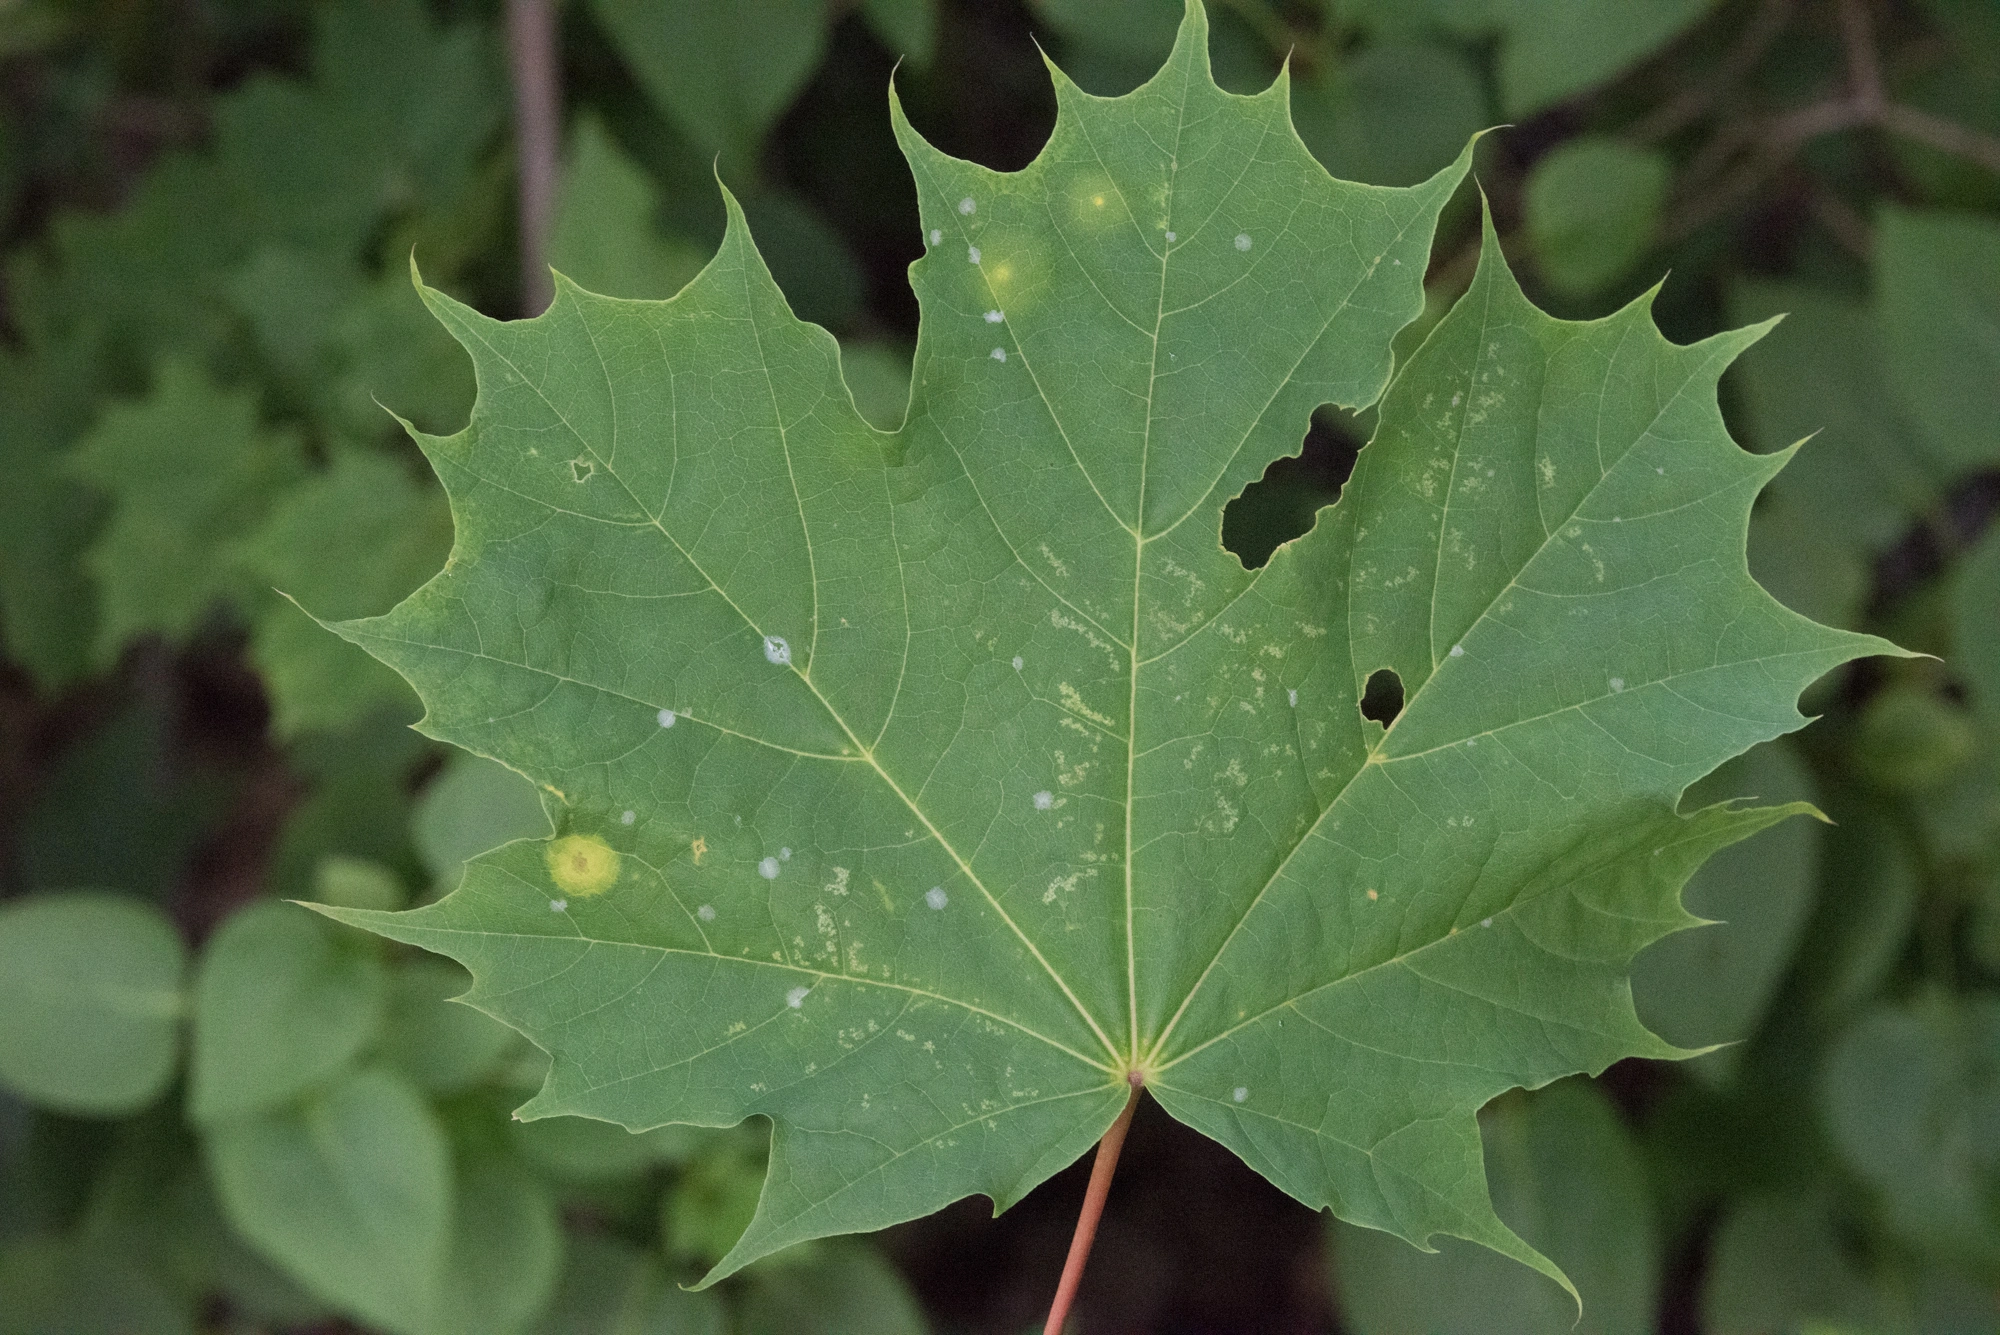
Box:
[1878,207,2000,473]
[1630,741,1820,1083]
[205,1065,450,1333]
[585,0,827,168]
[428,1152,564,1335]
[549,116,709,304]
[738,1240,930,1335]
[241,447,452,736]
[1821,995,2000,1280]
[1523,138,1669,297]
[1488,0,1713,118]
[532,1233,727,1335]
[0,1232,193,1335]
[189,900,386,1125]
[311,4,1890,1294]
[377,958,515,1094]
[1332,1080,1658,1335]
[1291,42,1489,188]
[0,893,185,1116]
[67,360,303,663]
[411,751,552,892]
[1702,1192,1903,1335]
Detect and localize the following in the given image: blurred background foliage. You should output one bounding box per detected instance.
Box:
[0,0,1996,1331]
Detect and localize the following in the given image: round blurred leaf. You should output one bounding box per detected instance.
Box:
[839,342,913,432]
[1852,685,1978,793]
[0,1232,193,1335]
[739,1239,929,1335]
[0,893,185,1116]
[429,1153,564,1335]
[313,854,408,912]
[1523,138,1668,297]
[511,1113,702,1183]
[549,116,708,303]
[189,899,386,1124]
[206,1065,451,1332]
[412,751,550,892]
[533,1233,727,1335]
[1821,996,2000,1279]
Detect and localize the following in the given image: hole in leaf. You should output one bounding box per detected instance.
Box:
[1360,668,1404,728]
[1222,407,1365,569]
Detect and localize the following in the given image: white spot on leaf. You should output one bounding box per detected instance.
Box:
[1234,233,1251,251]
[967,244,981,264]
[958,197,976,215]
[991,347,1007,362]
[657,708,677,728]
[925,886,949,910]
[620,810,635,825]
[1449,644,1465,657]
[698,904,716,921]
[1610,677,1625,692]
[929,227,942,245]
[786,986,809,1008]
[1012,655,1024,670]
[1165,230,1177,242]
[984,310,1004,323]
[1032,790,1054,811]
[759,856,781,880]
[1232,1086,1248,1102]
[550,898,568,912]
[763,636,791,666]
[780,847,792,861]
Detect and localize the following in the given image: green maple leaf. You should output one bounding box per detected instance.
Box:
[315,5,1893,1292]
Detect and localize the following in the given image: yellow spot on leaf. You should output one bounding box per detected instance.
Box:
[546,835,620,897]
[690,836,707,865]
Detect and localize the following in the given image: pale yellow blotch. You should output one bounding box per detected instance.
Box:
[690,836,707,865]
[546,835,620,897]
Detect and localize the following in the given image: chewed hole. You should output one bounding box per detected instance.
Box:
[1221,406,1365,570]
[1360,668,1404,728]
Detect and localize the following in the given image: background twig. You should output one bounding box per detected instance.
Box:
[506,0,561,316]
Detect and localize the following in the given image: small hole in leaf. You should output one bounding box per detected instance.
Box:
[1360,668,1404,727]
[1222,407,1365,569]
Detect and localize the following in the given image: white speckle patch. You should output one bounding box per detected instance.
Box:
[697,904,716,921]
[990,347,1007,362]
[657,708,676,728]
[967,244,981,264]
[1234,233,1251,251]
[1288,688,1298,707]
[1610,677,1626,692]
[929,227,942,245]
[550,898,568,912]
[925,886,949,910]
[1656,466,1665,474]
[780,847,791,861]
[958,197,976,215]
[1232,1086,1248,1102]
[984,309,1004,323]
[620,810,635,825]
[763,635,791,666]
[1450,644,1465,658]
[1012,655,1024,671]
[786,986,810,1008]
[1481,917,1493,927]
[1032,790,1054,811]
[759,856,781,880]
[1165,229,1177,242]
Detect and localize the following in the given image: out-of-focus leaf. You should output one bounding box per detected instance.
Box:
[0,350,105,686]
[411,752,550,892]
[1490,0,1713,117]
[1035,0,1268,95]
[1291,42,1488,188]
[862,0,937,68]
[1878,208,2000,473]
[837,342,913,431]
[206,1066,450,1333]
[1334,1079,1657,1334]
[1703,1192,1900,1335]
[189,900,386,1125]
[313,855,410,914]
[67,361,302,663]
[1730,281,1945,558]
[209,0,502,258]
[269,708,434,898]
[1822,995,2000,1279]
[1632,742,1819,1083]
[510,1115,701,1183]
[1852,684,1978,793]
[323,275,481,440]
[238,448,451,736]
[586,0,827,167]
[532,1233,727,1335]
[738,1240,930,1335]
[1746,488,1871,631]
[1804,803,1920,1018]
[549,117,708,303]
[1954,521,2000,727]
[0,1232,193,1335]
[662,1139,765,1270]
[378,958,514,1094]
[429,1153,564,1335]
[1523,138,1668,297]
[740,190,867,330]
[0,894,185,1116]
